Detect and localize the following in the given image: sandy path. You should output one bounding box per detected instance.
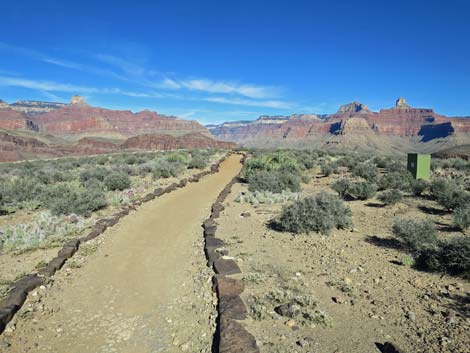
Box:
[1,154,242,353]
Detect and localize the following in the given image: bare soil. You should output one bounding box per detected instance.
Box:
[214,173,470,353]
[0,154,242,353]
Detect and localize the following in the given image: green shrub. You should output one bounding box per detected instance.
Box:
[332,179,351,198]
[392,218,470,277]
[1,177,43,204]
[276,192,352,235]
[152,160,181,179]
[378,171,413,191]
[454,204,470,231]
[79,167,109,184]
[236,190,299,205]
[415,236,470,277]
[41,184,107,216]
[348,182,377,200]
[247,170,301,193]
[0,211,91,252]
[188,156,208,169]
[104,173,131,191]
[166,152,190,164]
[411,179,429,196]
[320,163,333,177]
[332,179,376,200]
[436,237,470,276]
[430,178,470,211]
[243,152,301,178]
[378,189,403,205]
[352,163,379,182]
[392,218,439,253]
[296,152,317,169]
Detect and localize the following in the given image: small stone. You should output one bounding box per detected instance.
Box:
[406,311,416,321]
[0,341,10,349]
[285,319,296,327]
[332,296,346,304]
[180,342,190,351]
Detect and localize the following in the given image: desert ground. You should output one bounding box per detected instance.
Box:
[216,171,469,353]
[0,149,469,353]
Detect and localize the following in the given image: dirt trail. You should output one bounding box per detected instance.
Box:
[1,154,242,353]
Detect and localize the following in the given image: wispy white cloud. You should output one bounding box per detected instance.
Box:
[0,76,99,93]
[0,42,297,113]
[203,96,293,109]
[179,79,279,99]
[94,52,281,99]
[0,76,168,100]
[95,54,147,77]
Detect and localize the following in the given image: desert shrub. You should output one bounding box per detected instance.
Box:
[392,218,439,253]
[0,211,91,252]
[337,155,358,169]
[392,218,470,277]
[348,182,377,200]
[41,184,107,216]
[372,156,390,168]
[378,189,403,205]
[294,151,317,169]
[454,204,470,231]
[243,151,302,178]
[430,178,470,211]
[79,167,109,184]
[104,172,131,191]
[1,177,43,204]
[123,154,138,165]
[152,160,181,179]
[435,237,470,276]
[166,152,190,164]
[188,155,208,169]
[95,156,109,165]
[247,170,301,193]
[137,163,154,176]
[320,163,333,177]
[276,192,352,235]
[352,163,378,182]
[332,179,352,198]
[236,190,299,204]
[332,179,376,200]
[411,179,430,196]
[378,171,413,191]
[414,237,470,277]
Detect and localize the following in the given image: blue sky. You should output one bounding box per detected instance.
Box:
[0,0,469,124]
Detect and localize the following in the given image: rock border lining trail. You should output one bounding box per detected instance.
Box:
[202,153,260,353]
[0,153,230,335]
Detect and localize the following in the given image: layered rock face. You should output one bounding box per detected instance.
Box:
[0,96,234,161]
[30,96,209,138]
[0,96,209,138]
[121,132,236,150]
[208,98,470,153]
[9,100,67,116]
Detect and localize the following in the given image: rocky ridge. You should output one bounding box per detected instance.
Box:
[0,95,234,161]
[207,98,470,153]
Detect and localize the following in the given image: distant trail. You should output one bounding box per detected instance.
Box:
[3,154,243,353]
